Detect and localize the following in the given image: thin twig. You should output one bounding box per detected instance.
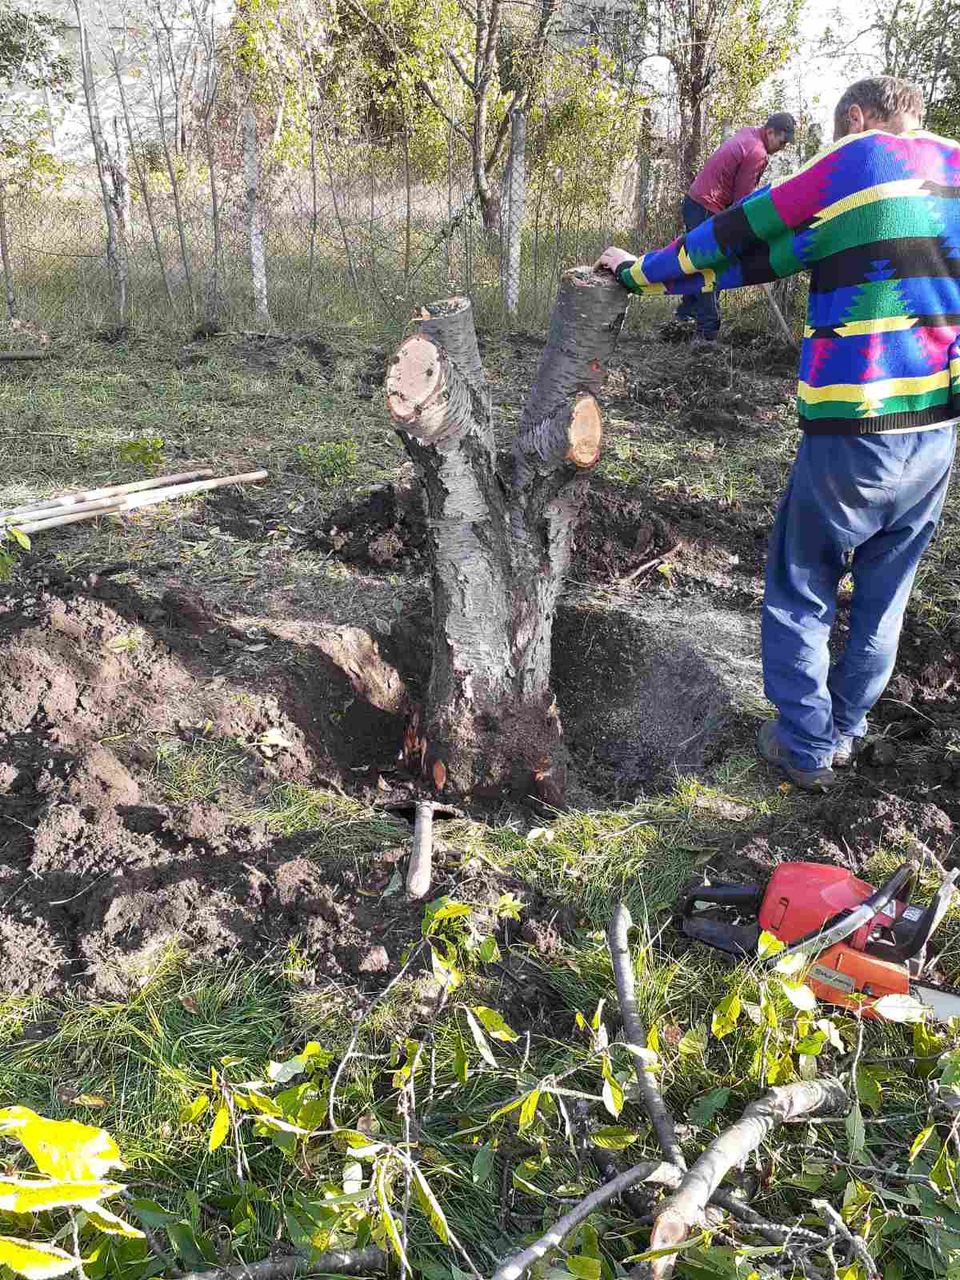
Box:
[491,1159,682,1280]
[617,542,682,588]
[173,1245,387,1279]
[813,1199,879,1279]
[606,904,686,1169]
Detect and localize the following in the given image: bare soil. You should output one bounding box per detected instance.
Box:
[2,330,958,998]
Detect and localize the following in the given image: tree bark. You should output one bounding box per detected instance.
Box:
[502,108,526,315]
[244,105,271,329]
[0,184,17,321]
[75,0,128,329]
[386,271,627,802]
[648,1078,848,1279]
[110,45,175,310]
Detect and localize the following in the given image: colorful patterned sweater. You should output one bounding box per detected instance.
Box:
[616,129,960,435]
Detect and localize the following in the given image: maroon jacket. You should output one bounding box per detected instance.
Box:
[689,126,769,213]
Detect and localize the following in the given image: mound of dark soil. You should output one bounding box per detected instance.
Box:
[315,481,428,570]
[0,572,428,997]
[312,477,713,585]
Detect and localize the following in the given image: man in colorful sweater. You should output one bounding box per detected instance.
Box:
[676,112,796,339]
[597,76,958,792]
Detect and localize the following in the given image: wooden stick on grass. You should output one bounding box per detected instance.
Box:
[607,904,686,1170]
[406,799,434,899]
[14,470,268,534]
[0,470,215,522]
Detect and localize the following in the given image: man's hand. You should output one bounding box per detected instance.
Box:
[594,246,636,275]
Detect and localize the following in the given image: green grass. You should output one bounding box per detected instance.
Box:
[0,769,953,1278]
[153,737,254,805]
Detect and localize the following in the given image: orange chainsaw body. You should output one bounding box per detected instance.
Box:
[758,863,911,1014]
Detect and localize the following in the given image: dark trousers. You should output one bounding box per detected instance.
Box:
[675,195,720,337]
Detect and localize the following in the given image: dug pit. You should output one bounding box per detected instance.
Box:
[0,564,757,998]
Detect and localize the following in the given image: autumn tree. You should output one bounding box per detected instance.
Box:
[648,0,802,188]
[0,1,72,320]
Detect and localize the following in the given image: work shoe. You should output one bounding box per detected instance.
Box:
[757,720,839,792]
[659,317,695,342]
[832,734,865,768]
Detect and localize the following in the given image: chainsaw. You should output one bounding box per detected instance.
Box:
[679,859,960,1020]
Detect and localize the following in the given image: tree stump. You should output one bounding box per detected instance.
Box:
[386,269,628,804]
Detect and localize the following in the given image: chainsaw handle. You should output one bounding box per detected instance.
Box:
[681,883,763,915]
[862,862,917,917]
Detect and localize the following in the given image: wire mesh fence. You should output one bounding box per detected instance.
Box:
[4,129,688,339]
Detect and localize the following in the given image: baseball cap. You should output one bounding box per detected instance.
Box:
[765,111,797,142]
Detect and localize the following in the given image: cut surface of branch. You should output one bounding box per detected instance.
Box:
[386,334,445,426]
[491,1159,682,1280]
[649,1078,848,1278]
[565,395,603,467]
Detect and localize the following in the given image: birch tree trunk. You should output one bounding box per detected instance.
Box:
[109,116,132,239]
[0,184,17,321]
[386,270,628,803]
[502,108,526,315]
[243,105,270,329]
[110,45,174,309]
[75,0,128,329]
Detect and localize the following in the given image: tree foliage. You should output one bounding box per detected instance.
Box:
[0,0,71,189]
[876,0,960,137]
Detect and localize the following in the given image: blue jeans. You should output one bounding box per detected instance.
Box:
[762,427,957,771]
[675,195,720,337]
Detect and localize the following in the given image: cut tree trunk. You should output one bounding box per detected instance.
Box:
[386,270,627,803]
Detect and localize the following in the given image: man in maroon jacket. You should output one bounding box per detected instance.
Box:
[675,112,796,339]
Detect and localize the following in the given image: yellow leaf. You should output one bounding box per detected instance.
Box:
[375,1161,408,1270]
[208,1106,230,1153]
[0,1108,123,1181]
[0,1235,75,1279]
[757,931,784,959]
[711,991,742,1040]
[0,1179,121,1214]
[518,1089,540,1133]
[780,980,817,1012]
[909,1125,936,1163]
[471,1006,519,1043]
[82,1205,144,1239]
[178,1095,210,1126]
[601,1055,624,1118]
[413,1166,449,1243]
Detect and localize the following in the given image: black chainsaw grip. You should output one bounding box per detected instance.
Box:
[862,862,917,917]
[681,883,763,915]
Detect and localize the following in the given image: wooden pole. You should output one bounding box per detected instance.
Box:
[406,801,435,900]
[15,470,268,534]
[0,470,215,522]
[762,284,798,349]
